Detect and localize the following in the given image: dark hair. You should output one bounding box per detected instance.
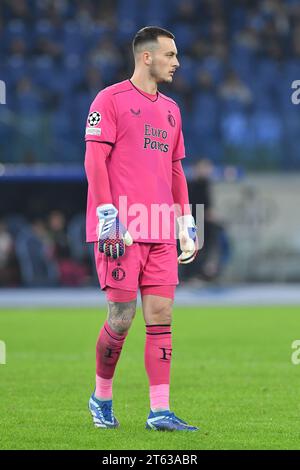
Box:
[132,26,175,55]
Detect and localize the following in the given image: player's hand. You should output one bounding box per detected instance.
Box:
[96,204,133,258]
[177,215,198,264]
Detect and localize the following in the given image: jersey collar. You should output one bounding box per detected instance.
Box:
[128,80,159,102]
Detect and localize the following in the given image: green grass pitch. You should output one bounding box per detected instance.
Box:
[0,305,299,450]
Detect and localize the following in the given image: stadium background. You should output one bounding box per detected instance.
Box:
[1,0,300,451]
[0,0,300,288]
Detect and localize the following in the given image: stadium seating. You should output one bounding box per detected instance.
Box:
[15,227,59,287]
[0,0,299,169]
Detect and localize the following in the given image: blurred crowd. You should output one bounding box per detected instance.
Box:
[0,210,94,287]
[0,0,300,169]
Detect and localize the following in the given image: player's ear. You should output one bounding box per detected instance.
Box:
[143,51,152,66]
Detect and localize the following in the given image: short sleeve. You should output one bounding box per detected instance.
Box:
[85,91,117,144]
[172,109,186,162]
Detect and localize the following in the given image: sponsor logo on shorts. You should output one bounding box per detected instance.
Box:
[112,267,126,281]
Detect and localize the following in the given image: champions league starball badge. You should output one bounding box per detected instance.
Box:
[88,111,101,126]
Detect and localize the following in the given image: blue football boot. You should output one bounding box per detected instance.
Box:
[146,410,198,431]
[88,394,119,429]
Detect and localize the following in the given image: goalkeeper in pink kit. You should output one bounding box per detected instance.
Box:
[84,27,198,431]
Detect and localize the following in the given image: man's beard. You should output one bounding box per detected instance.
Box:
[149,63,167,83]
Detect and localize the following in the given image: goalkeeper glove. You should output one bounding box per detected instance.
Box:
[96,204,133,258]
[177,214,198,264]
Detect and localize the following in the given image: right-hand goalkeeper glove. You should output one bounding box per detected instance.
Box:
[96,203,133,259]
[177,214,198,264]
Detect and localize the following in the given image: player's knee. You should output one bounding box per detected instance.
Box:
[147,303,173,325]
[108,316,134,334]
[107,300,137,334]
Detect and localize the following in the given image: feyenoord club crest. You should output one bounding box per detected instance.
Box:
[112,267,126,281]
[88,111,101,126]
[168,112,175,127]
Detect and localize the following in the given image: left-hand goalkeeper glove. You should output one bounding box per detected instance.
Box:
[177,214,198,264]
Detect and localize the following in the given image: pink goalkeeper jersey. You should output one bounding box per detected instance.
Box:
[85,79,186,244]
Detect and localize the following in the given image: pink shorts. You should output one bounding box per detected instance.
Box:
[94,242,178,294]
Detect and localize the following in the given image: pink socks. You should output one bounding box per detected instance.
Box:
[95,321,173,411]
[95,321,127,399]
[145,325,172,411]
